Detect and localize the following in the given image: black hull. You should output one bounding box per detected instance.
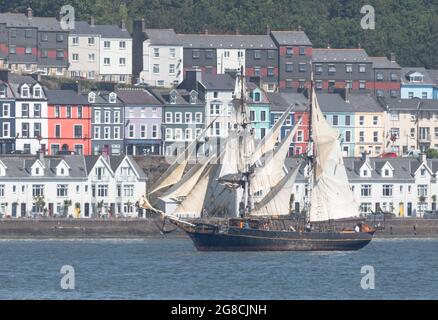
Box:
[186,227,373,252]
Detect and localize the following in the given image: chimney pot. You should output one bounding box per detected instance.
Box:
[90,16,95,27]
[120,20,126,31]
[266,25,271,35]
[298,25,302,31]
[27,7,33,19]
[390,52,396,62]
[205,29,209,35]
[236,28,240,35]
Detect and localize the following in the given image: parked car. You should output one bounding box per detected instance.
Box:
[380,152,398,158]
[56,150,77,155]
[402,149,421,157]
[423,210,438,219]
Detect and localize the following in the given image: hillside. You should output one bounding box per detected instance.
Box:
[1,0,437,68]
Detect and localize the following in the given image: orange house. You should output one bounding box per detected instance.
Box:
[46,89,92,155]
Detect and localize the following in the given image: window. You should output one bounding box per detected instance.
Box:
[422,92,428,99]
[114,127,120,139]
[185,112,192,123]
[153,64,159,74]
[104,127,110,139]
[254,50,261,59]
[114,111,120,123]
[376,72,384,81]
[373,116,378,125]
[104,111,111,123]
[332,115,338,126]
[299,63,306,72]
[56,33,64,42]
[286,47,293,57]
[390,90,398,98]
[74,125,82,138]
[129,124,135,138]
[10,29,16,38]
[361,185,372,197]
[390,112,399,121]
[74,145,83,155]
[119,58,126,66]
[418,185,428,197]
[299,47,305,56]
[40,49,48,58]
[169,48,176,58]
[77,106,83,119]
[2,103,9,117]
[206,50,214,59]
[315,64,323,74]
[21,123,29,138]
[55,125,61,138]
[390,73,398,81]
[390,128,400,139]
[56,50,64,59]
[346,64,353,73]
[175,112,182,123]
[359,64,366,73]
[328,64,336,74]
[123,185,134,197]
[152,125,158,138]
[88,37,95,45]
[72,53,79,61]
[94,110,101,123]
[210,104,221,115]
[359,131,364,142]
[345,115,351,126]
[119,41,126,49]
[165,112,172,123]
[169,64,175,74]
[140,125,146,138]
[296,130,304,142]
[175,128,183,140]
[165,128,173,140]
[254,67,261,77]
[57,185,68,197]
[97,185,108,197]
[21,103,30,117]
[192,50,200,59]
[104,58,110,65]
[377,90,384,97]
[2,123,10,137]
[0,185,4,197]
[359,116,365,126]
[88,53,95,61]
[33,123,41,138]
[286,79,293,88]
[250,110,256,121]
[315,80,323,90]
[195,112,202,123]
[268,50,275,59]
[383,185,393,197]
[344,130,351,142]
[261,111,266,122]
[185,128,192,140]
[65,106,71,118]
[72,36,78,45]
[32,185,44,197]
[268,67,274,77]
[373,131,379,142]
[9,45,16,54]
[103,41,111,49]
[24,29,32,38]
[286,63,293,73]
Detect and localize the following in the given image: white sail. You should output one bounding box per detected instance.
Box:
[250,105,293,165]
[250,118,302,195]
[309,93,359,222]
[251,165,300,216]
[160,155,214,200]
[173,165,215,217]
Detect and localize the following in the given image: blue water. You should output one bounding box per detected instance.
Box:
[0,238,437,299]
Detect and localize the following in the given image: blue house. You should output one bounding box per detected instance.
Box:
[0,71,15,154]
[400,68,435,99]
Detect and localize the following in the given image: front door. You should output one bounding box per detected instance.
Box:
[20,203,26,217]
[12,203,17,217]
[84,203,90,217]
[48,203,54,217]
[399,202,404,217]
[407,202,412,216]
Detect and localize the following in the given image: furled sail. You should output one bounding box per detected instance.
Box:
[250,105,293,165]
[309,93,359,222]
[250,118,302,195]
[251,165,300,216]
[173,164,215,217]
[160,154,215,200]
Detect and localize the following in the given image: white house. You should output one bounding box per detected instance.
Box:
[0,154,147,218]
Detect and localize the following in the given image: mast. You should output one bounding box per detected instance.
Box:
[304,69,315,222]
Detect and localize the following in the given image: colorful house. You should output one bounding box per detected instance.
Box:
[0,70,15,154]
[400,68,435,99]
[247,82,270,140]
[46,88,91,155]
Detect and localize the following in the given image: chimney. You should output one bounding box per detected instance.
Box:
[266,25,271,35]
[90,16,95,27]
[38,149,45,161]
[0,69,9,82]
[205,28,209,35]
[327,43,331,49]
[358,42,361,49]
[235,28,240,35]
[30,73,41,82]
[120,20,126,31]
[26,7,33,19]
[297,25,302,31]
[390,52,396,62]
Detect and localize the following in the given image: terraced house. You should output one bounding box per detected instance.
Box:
[0,153,147,218]
[247,82,271,140]
[69,18,132,83]
[0,70,15,154]
[0,8,69,76]
[117,88,163,155]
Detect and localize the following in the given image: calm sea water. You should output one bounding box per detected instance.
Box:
[0,238,437,300]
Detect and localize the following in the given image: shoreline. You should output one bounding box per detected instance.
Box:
[0,218,438,239]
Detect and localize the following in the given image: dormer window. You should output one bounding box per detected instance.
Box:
[421,168,426,176]
[35,168,40,175]
[408,72,424,83]
[170,90,178,104]
[33,85,42,98]
[254,91,261,102]
[190,90,198,104]
[0,84,6,98]
[109,92,117,103]
[88,92,96,103]
[21,84,30,98]
[363,170,368,177]
[384,169,389,176]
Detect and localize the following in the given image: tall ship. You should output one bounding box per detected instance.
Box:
[141,69,375,251]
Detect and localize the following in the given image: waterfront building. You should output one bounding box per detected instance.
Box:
[90,91,124,156]
[117,88,163,155]
[0,70,15,154]
[247,82,271,140]
[0,153,147,218]
[400,67,435,100]
[46,88,92,155]
[381,98,438,154]
[8,73,48,154]
[68,18,132,83]
[0,8,69,76]
[152,86,205,157]
[369,55,401,99]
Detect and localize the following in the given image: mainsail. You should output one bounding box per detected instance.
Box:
[251,165,300,216]
[309,92,359,222]
[250,105,293,165]
[250,118,302,195]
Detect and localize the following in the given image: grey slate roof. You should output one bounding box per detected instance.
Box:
[201,73,235,91]
[270,31,312,46]
[116,88,162,105]
[267,92,308,112]
[312,49,370,62]
[427,69,438,86]
[152,88,205,106]
[177,34,276,49]
[316,93,383,113]
[401,67,434,84]
[144,29,180,45]
[369,56,400,69]
[46,89,89,105]
[380,98,438,111]
[0,13,65,31]
[7,74,43,98]
[71,21,130,39]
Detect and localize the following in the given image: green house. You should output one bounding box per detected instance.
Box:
[247,83,271,140]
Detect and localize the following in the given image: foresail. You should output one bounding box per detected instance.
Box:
[309,93,359,222]
[250,118,302,195]
[251,165,300,216]
[250,105,293,165]
[174,164,215,217]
